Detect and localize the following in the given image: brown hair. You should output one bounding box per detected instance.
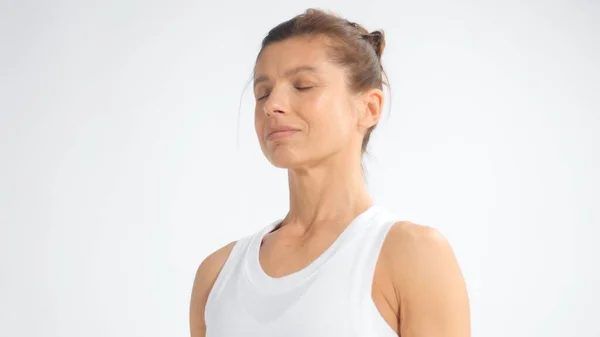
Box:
[255,8,389,154]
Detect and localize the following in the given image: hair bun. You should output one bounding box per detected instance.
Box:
[368,30,385,58]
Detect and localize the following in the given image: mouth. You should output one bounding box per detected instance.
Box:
[267,128,300,141]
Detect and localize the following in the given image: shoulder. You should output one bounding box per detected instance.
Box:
[380,221,471,336]
[383,220,451,259]
[381,220,462,287]
[192,240,238,299]
[189,241,237,336]
[195,241,238,282]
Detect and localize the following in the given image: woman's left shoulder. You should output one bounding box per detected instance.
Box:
[385,220,451,251]
[381,220,461,276]
[379,221,471,336]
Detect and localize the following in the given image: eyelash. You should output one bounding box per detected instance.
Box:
[257,86,314,101]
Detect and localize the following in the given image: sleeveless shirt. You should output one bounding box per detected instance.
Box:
[204,205,399,337]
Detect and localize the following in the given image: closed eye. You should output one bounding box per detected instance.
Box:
[256,93,270,101]
[256,86,313,101]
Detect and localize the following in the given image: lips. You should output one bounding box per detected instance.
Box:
[266,125,300,140]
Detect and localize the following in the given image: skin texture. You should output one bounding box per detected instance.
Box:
[190,35,470,337]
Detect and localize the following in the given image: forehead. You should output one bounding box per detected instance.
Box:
[254,36,337,76]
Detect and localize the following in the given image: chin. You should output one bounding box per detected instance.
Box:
[267,154,303,169]
[265,149,308,169]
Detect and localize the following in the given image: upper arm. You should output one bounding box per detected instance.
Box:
[189,241,237,337]
[385,222,470,337]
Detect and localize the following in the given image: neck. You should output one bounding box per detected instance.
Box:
[284,152,373,230]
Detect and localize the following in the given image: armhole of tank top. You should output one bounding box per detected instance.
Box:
[204,237,247,323]
[363,217,399,337]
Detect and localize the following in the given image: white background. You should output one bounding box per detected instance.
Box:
[1,0,599,336]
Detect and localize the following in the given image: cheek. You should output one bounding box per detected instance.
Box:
[254,107,265,141]
[303,92,354,142]
[254,105,263,126]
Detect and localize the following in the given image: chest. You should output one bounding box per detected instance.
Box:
[257,232,399,333]
[207,270,378,336]
[258,231,338,278]
[210,241,399,336]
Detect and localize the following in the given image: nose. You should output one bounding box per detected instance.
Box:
[262,87,288,116]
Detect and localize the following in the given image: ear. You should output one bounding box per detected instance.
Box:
[357,88,384,130]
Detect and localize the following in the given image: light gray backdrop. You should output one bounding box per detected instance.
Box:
[1,0,598,336]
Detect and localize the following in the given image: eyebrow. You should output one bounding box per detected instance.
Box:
[253,65,320,88]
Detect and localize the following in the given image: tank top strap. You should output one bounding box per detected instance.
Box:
[349,207,399,331]
[362,208,398,283]
[204,232,256,323]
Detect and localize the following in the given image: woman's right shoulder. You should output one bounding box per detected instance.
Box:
[197,226,264,277]
[196,240,238,279]
[194,226,265,288]
[190,240,238,336]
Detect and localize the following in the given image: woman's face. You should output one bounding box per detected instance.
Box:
[253,36,373,169]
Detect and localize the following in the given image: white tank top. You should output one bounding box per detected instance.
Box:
[204,205,399,337]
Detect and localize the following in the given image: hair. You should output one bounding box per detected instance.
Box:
[255,8,389,154]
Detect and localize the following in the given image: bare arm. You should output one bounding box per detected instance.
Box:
[386,222,471,337]
[189,241,237,337]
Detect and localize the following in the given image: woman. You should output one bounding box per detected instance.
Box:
[190,8,470,337]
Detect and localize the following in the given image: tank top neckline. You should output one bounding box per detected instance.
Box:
[243,204,381,292]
